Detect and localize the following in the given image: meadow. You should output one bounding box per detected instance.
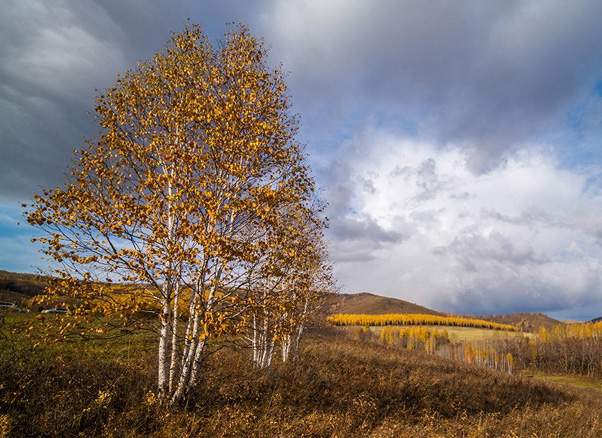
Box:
[2,312,602,437]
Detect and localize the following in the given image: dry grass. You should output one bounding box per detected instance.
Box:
[1,317,602,437]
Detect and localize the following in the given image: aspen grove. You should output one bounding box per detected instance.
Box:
[25,24,332,404]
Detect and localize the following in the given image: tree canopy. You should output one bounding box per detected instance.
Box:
[25,23,333,404]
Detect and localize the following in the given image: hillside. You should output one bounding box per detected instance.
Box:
[0,271,566,333]
[324,292,444,316]
[473,312,563,333]
[0,270,49,304]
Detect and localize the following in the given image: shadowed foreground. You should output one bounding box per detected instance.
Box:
[1,322,601,438]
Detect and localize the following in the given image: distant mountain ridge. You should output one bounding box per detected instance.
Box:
[471,313,562,333]
[325,291,563,333]
[325,292,444,316]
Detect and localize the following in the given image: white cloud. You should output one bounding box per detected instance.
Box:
[328,130,602,319]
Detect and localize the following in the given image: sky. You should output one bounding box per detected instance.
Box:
[2,1,602,320]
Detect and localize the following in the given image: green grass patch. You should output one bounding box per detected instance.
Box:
[1,311,156,362]
[522,371,602,392]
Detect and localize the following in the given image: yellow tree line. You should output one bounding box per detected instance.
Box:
[453,342,515,374]
[539,321,602,342]
[342,324,516,374]
[327,313,518,331]
[378,325,450,353]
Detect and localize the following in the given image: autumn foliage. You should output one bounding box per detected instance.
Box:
[23,24,332,403]
[452,321,602,378]
[328,313,518,331]
[377,325,450,353]
[351,318,602,379]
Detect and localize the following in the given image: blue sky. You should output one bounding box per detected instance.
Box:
[2,0,602,320]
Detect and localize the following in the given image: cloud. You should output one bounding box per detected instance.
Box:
[268,0,602,170]
[0,0,266,203]
[327,130,602,319]
[0,0,130,202]
[329,215,405,263]
[3,1,602,319]
[4,0,602,198]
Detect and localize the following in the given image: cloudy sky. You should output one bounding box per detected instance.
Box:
[2,1,602,320]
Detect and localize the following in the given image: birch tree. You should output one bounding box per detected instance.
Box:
[245,201,333,368]
[25,24,320,404]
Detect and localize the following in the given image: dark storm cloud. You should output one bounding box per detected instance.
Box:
[4,0,602,200]
[328,225,405,264]
[269,0,602,170]
[439,271,602,317]
[1,1,137,201]
[0,0,265,202]
[329,214,405,261]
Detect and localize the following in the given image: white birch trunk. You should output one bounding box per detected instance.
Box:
[281,333,291,363]
[290,299,309,360]
[168,283,180,394]
[158,290,171,394]
[188,284,216,387]
[171,288,203,404]
[159,177,175,397]
[252,314,259,365]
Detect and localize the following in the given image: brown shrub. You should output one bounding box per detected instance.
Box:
[1,322,601,437]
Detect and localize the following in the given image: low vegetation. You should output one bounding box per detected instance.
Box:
[2,313,602,437]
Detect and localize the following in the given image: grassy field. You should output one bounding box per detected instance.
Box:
[2,313,602,437]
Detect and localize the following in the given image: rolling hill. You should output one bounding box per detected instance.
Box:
[324,292,444,316]
[474,312,563,333]
[0,270,49,304]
